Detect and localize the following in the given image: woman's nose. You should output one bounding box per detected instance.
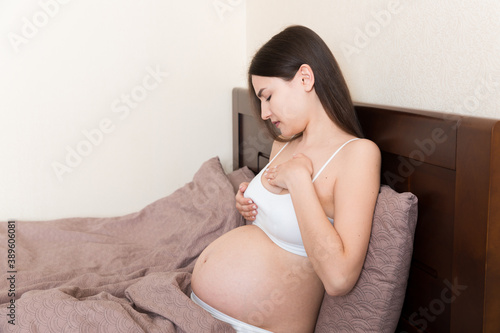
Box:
[261,103,272,120]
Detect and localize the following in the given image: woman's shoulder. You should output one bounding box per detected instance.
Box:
[269,139,290,159]
[351,138,380,156]
[339,137,381,171]
[331,137,381,168]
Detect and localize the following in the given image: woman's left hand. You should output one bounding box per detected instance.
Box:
[264,153,313,189]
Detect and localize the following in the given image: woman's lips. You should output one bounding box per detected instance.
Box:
[273,121,280,128]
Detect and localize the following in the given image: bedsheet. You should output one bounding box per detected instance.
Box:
[0,157,243,333]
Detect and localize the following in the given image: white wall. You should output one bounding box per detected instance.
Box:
[2,0,499,221]
[247,0,500,119]
[0,0,246,220]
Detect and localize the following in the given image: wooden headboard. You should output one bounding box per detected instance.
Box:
[232,87,500,333]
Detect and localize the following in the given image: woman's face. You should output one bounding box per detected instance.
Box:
[251,72,308,137]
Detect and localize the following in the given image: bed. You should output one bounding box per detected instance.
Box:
[1,88,498,333]
[232,87,500,333]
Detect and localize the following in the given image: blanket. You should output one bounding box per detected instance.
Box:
[0,157,252,333]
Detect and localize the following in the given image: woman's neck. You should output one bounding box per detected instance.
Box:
[298,108,351,149]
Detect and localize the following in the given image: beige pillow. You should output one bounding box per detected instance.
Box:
[315,185,418,332]
[226,166,256,194]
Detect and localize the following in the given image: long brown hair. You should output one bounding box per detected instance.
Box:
[248,25,363,141]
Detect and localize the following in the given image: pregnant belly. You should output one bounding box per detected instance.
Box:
[191,225,324,332]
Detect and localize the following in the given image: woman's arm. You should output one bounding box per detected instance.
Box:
[267,139,381,296]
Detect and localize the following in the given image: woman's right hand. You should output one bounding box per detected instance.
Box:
[235,182,258,221]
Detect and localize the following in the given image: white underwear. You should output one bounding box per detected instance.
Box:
[190,292,274,333]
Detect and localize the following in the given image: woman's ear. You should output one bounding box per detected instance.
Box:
[298,64,314,92]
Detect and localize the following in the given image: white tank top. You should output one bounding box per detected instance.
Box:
[244,138,359,257]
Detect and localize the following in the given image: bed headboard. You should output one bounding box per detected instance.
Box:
[232,87,500,333]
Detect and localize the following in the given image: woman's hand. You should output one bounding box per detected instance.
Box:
[235,182,258,221]
[264,153,313,189]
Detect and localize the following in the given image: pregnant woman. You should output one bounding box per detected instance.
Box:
[191,25,381,333]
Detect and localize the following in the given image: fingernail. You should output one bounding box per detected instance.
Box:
[248,200,253,204]
[252,205,257,209]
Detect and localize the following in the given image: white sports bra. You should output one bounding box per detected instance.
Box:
[244,138,359,257]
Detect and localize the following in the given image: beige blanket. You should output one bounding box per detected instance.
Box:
[0,157,248,333]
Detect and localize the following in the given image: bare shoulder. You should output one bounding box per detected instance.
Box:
[334,138,381,186]
[343,138,381,166]
[269,140,288,159]
[333,138,381,220]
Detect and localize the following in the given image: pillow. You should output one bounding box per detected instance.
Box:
[4,156,245,292]
[315,185,418,333]
[0,156,242,332]
[226,166,256,194]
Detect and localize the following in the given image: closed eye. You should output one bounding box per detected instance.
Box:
[266,95,272,102]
